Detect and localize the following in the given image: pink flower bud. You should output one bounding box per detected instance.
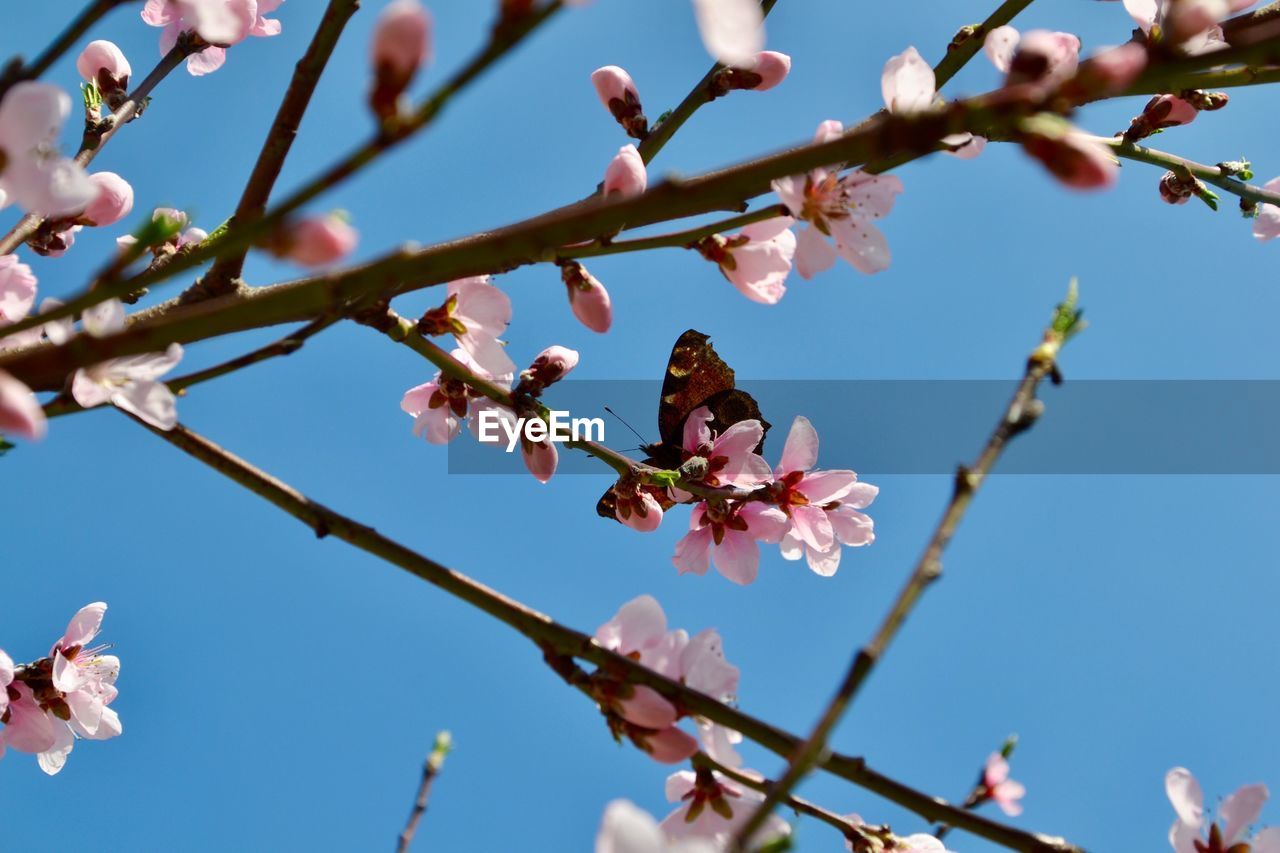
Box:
[1019,116,1117,191]
[372,0,432,78]
[603,144,647,198]
[521,438,558,484]
[76,40,131,93]
[0,370,46,441]
[1159,171,1195,205]
[80,172,134,227]
[561,262,613,333]
[519,345,579,394]
[370,0,433,119]
[743,50,791,91]
[616,489,664,532]
[591,65,647,138]
[635,726,699,764]
[275,213,358,267]
[1123,94,1199,142]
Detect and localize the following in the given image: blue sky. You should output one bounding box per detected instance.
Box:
[3,1,1278,850]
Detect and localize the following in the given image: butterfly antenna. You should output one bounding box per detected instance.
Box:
[604,406,650,450]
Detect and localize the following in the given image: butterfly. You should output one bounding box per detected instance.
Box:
[596,329,770,522]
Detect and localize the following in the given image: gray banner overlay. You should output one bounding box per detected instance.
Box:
[445,380,1280,475]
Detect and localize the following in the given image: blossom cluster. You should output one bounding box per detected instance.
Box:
[1,603,122,775]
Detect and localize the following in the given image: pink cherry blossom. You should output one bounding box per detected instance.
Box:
[0,254,37,325]
[521,436,558,483]
[1111,0,1254,46]
[417,275,516,377]
[80,172,135,227]
[673,500,789,585]
[70,300,184,429]
[1254,177,1280,241]
[660,768,791,849]
[143,0,284,76]
[1125,94,1200,142]
[697,216,797,304]
[772,121,903,278]
[561,261,613,333]
[679,406,773,490]
[596,799,717,853]
[615,483,666,532]
[0,83,97,217]
[603,144,647,198]
[76,40,132,99]
[273,212,358,266]
[0,370,47,441]
[771,416,877,577]
[983,753,1026,817]
[401,347,508,444]
[983,26,1080,86]
[1166,767,1280,853]
[0,649,11,719]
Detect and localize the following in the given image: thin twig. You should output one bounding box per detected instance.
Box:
[0,0,133,100]
[1095,135,1280,207]
[397,731,453,853]
[729,290,1084,850]
[199,0,363,296]
[128,415,1081,853]
[932,0,1038,91]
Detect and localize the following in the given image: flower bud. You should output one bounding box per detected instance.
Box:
[0,370,46,441]
[521,437,558,483]
[591,65,647,139]
[561,261,612,333]
[1018,114,1117,191]
[615,488,664,532]
[710,50,791,95]
[518,345,579,395]
[615,685,678,729]
[272,212,358,267]
[1124,94,1199,142]
[1159,170,1196,205]
[76,40,131,104]
[370,0,433,121]
[79,172,134,227]
[634,725,698,764]
[1180,89,1229,111]
[602,144,646,198]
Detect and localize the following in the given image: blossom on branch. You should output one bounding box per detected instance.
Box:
[370,0,432,120]
[0,83,96,217]
[880,47,983,158]
[772,120,904,278]
[603,144,647,198]
[560,261,613,333]
[771,416,876,577]
[983,26,1081,87]
[76,40,133,106]
[982,753,1026,817]
[660,768,791,850]
[843,814,955,852]
[1254,177,1280,241]
[417,275,515,377]
[1166,767,1280,852]
[596,800,716,853]
[0,370,45,441]
[142,0,285,76]
[268,211,358,267]
[592,65,647,139]
[70,299,184,430]
[0,603,123,775]
[695,216,797,304]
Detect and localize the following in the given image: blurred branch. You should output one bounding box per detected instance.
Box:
[397,731,453,853]
[199,0,363,296]
[729,288,1085,851]
[128,415,1080,853]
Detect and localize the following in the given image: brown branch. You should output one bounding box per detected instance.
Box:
[397,731,453,853]
[129,416,1080,853]
[729,288,1084,850]
[199,0,362,296]
[932,0,1038,90]
[0,41,193,257]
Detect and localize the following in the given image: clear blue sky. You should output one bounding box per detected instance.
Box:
[3,1,1278,850]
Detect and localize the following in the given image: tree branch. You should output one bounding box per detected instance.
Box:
[729,289,1084,850]
[0,0,134,100]
[198,0,363,296]
[396,731,453,853]
[932,0,1038,91]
